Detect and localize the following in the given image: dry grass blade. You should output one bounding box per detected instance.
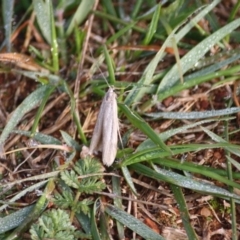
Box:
[0,53,46,72]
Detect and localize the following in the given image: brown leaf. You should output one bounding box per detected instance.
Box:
[144,218,160,234]
[0,52,47,72]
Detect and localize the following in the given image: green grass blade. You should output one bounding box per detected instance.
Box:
[60,130,81,151]
[105,21,136,46]
[174,0,221,42]
[156,65,240,103]
[33,0,52,44]
[121,166,138,195]
[143,4,161,45]
[2,0,14,51]
[138,118,230,150]
[171,185,198,240]
[121,147,186,166]
[13,130,61,145]
[0,205,35,234]
[93,10,163,40]
[228,0,240,22]
[123,143,240,185]
[152,158,240,190]
[62,81,87,144]
[90,200,101,240]
[145,107,240,120]
[124,1,220,107]
[201,126,240,157]
[119,103,170,153]
[132,163,240,200]
[157,18,240,95]
[0,180,48,212]
[49,0,59,72]
[101,0,118,18]
[99,209,111,240]
[131,0,143,19]
[161,0,185,20]
[224,115,237,240]
[226,155,240,171]
[186,48,240,75]
[123,30,174,106]
[31,85,55,136]
[33,0,59,71]
[66,0,95,36]
[75,212,91,235]
[103,45,116,85]
[0,85,53,145]
[105,204,165,240]
[5,179,55,240]
[112,176,125,239]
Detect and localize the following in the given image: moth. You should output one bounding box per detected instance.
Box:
[89,87,118,166]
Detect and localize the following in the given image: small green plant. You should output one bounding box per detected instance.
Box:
[209,198,231,215]
[54,157,105,214]
[29,209,77,240]
[30,157,105,240]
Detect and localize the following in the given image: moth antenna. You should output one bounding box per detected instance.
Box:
[89,50,112,89]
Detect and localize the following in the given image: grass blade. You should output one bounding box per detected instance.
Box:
[152,158,240,190]
[157,18,240,95]
[5,179,55,239]
[2,0,14,51]
[145,107,240,120]
[103,45,116,84]
[138,118,230,149]
[124,1,220,107]
[112,176,125,239]
[171,185,198,240]
[105,204,165,240]
[0,205,35,234]
[143,4,161,45]
[90,199,101,240]
[66,0,95,36]
[31,85,55,135]
[121,166,138,195]
[33,0,52,44]
[131,163,240,200]
[13,130,61,145]
[101,0,117,18]
[119,103,170,153]
[0,85,53,145]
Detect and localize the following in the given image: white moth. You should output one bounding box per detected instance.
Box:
[89,87,118,166]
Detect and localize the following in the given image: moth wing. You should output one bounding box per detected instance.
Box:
[89,96,106,154]
[102,91,118,166]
